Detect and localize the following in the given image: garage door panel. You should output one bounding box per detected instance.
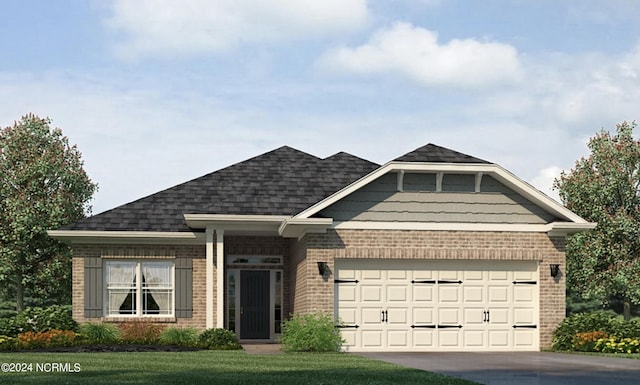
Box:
[362,269,382,280]
[362,330,383,348]
[413,307,434,324]
[387,285,409,302]
[338,308,357,324]
[489,270,509,281]
[514,329,535,347]
[514,269,536,281]
[488,286,509,303]
[464,270,484,281]
[338,285,357,302]
[464,307,485,325]
[514,286,535,302]
[439,286,461,302]
[489,308,509,325]
[335,260,539,352]
[387,308,408,324]
[464,330,485,347]
[387,330,408,347]
[488,330,509,347]
[463,285,484,303]
[362,307,383,325]
[513,308,535,324]
[412,330,435,347]
[438,308,461,324]
[413,286,434,302]
[439,330,461,347]
[438,269,461,281]
[361,285,382,302]
[387,269,407,280]
[342,330,357,349]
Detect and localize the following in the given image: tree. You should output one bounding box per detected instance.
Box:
[554,121,640,321]
[0,114,97,311]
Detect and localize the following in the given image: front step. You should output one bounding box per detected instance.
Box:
[242,343,283,355]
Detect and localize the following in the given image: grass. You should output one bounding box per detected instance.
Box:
[0,351,479,385]
[565,351,640,360]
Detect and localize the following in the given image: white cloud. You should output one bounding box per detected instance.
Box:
[318,22,523,88]
[104,0,370,59]
[531,166,563,203]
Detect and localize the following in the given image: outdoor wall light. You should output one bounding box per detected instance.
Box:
[550,264,560,278]
[317,262,329,276]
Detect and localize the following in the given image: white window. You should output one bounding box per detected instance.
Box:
[105,260,174,317]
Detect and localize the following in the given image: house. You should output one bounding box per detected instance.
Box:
[48,144,595,352]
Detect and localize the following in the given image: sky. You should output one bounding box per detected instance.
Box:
[2,0,640,215]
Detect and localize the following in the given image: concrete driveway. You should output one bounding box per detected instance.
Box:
[358,352,640,385]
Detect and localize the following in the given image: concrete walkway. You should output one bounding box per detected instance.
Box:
[358,352,640,385]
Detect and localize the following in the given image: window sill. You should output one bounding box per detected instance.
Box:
[102,316,177,323]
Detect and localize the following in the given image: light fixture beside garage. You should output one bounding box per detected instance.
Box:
[550,264,560,278]
[317,261,329,276]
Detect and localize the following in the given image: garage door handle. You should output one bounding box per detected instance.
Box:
[381,310,388,323]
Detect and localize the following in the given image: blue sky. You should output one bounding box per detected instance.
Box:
[2,0,640,214]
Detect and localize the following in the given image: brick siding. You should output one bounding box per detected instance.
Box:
[294,229,566,350]
[71,230,566,349]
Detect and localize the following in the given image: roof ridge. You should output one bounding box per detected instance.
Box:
[393,143,490,164]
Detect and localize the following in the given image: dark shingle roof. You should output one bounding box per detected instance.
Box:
[62,143,493,232]
[394,143,490,164]
[63,146,379,232]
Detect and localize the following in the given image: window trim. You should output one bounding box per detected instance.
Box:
[104,260,175,318]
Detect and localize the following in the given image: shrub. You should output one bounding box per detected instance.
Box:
[0,335,15,351]
[79,322,121,344]
[552,312,615,351]
[596,336,640,354]
[118,322,165,344]
[159,327,199,347]
[573,331,609,352]
[16,329,80,350]
[2,306,77,337]
[0,317,22,337]
[198,328,242,350]
[609,319,640,339]
[279,312,344,352]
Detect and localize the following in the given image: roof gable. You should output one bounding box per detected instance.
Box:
[394,144,490,164]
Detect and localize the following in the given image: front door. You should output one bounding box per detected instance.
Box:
[240,270,270,339]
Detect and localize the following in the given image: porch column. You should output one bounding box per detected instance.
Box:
[205,227,214,329]
[215,229,225,328]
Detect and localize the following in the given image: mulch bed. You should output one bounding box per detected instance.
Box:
[2,344,205,353]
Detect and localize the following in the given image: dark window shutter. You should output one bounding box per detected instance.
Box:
[84,257,103,318]
[175,258,193,318]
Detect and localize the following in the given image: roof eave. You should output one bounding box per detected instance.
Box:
[296,161,591,225]
[47,230,205,245]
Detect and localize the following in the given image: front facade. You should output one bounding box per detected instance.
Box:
[50,144,594,351]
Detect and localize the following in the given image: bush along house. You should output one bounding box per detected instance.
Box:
[49,144,595,352]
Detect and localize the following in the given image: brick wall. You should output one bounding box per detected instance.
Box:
[71,236,290,331]
[294,229,566,350]
[71,244,206,329]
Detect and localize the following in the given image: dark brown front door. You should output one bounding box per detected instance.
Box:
[240,270,270,339]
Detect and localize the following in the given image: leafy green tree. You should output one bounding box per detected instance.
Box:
[0,114,97,311]
[555,121,640,320]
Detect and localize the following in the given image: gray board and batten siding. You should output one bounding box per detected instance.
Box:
[318,172,561,224]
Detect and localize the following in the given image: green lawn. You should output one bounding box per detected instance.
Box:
[0,350,479,385]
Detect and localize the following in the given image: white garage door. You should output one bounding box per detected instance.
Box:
[335,260,539,352]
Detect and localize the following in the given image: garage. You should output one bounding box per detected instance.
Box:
[335,259,539,352]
